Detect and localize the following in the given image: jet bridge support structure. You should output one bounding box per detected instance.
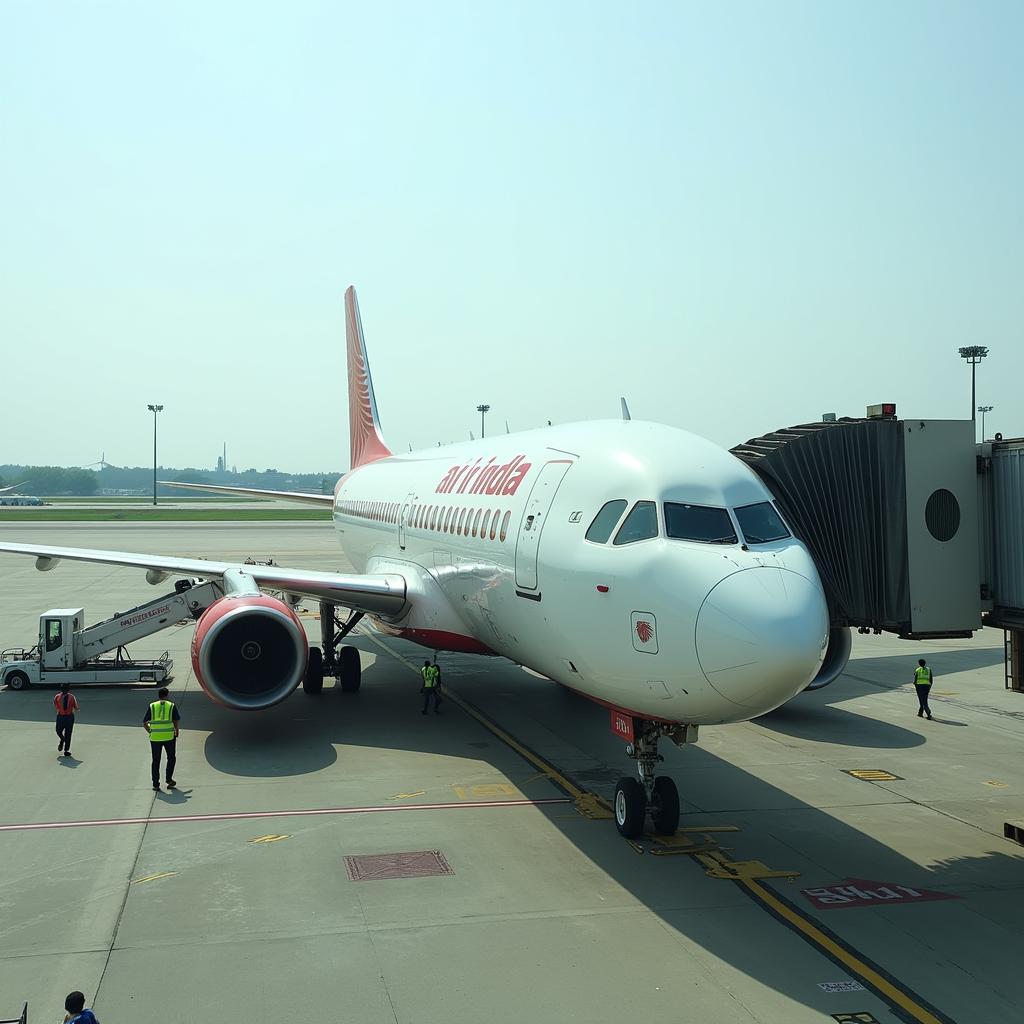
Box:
[977,436,1024,692]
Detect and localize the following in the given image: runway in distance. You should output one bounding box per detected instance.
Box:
[0,287,845,836]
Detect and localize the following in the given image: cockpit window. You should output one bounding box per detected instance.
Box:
[613,501,659,545]
[735,501,790,544]
[664,502,737,544]
[585,499,628,543]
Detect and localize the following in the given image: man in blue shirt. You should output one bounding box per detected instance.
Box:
[63,990,99,1023]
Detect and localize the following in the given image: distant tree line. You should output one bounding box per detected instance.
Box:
[0,464,341,496]
[0,465,100,495]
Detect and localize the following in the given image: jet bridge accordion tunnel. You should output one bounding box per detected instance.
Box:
[730,417,981,645]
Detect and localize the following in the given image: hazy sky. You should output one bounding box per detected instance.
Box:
[1,2,1020,472]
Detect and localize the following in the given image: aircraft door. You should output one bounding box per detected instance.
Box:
[399,493,415,550]
[514,460,572,591]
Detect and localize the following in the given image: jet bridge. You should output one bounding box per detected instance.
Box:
[731,415,980,639]
[977,436,1024,691]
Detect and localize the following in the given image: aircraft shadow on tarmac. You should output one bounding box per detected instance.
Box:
[1,639,1021,1019]
[757,645,1004,746]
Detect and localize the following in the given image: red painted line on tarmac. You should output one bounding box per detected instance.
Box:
[0,797,571,834]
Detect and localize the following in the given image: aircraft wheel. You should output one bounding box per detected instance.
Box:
[4,671,30,691]
[303,648,324,695]
[338,645,361,693]
[613,777,646,838]
[650,776,680,835]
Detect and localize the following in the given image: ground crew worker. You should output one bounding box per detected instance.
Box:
[914,658,933,720]
[144,687,180,791]
[54,682,79,758]
[421,659,441,715]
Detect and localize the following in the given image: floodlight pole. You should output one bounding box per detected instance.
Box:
[958,346,989,424]
[147,404,164,505]
[476,404,491,440]
[978,405,993,441]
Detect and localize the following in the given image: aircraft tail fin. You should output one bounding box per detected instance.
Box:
[345,286,393,469]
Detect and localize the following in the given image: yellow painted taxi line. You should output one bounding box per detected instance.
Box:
[740,876,954,1024]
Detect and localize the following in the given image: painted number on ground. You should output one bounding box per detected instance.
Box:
[831,1014,880,1024]
[803,878,959,909]
[819,981,865,993]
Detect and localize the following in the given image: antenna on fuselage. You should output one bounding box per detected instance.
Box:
[469,430,475,441]
[505,419,510,434]
[620,397,631,421]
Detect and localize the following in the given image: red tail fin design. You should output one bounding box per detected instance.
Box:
[345,286,392,469]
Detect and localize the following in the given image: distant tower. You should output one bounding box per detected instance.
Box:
[216,455,224,473]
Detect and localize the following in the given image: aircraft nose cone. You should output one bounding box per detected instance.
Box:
[695,567,828,711]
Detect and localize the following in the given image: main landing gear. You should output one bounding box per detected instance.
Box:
[614,721,687,839]
[303,601,364,695]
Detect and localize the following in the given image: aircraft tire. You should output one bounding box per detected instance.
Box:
[650,776,680,835]
[614,777,646,838]
[303,648,324,695]
[338,645,361,693]
[4,671,30,691]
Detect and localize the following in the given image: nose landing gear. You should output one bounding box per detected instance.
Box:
[614,721,683,839]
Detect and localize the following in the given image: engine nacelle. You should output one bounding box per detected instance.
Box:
[191,594,308,709]
[804,626,852,691]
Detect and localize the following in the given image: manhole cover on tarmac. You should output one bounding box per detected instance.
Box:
[345,850,455,881]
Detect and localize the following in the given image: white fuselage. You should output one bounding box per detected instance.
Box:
[332,419,829,726]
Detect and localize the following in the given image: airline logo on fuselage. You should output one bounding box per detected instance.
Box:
[435,454,532,496]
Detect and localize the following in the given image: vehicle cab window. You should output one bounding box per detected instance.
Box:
[734,501,790,544]
[45,619,63,652]
[613,501,659,545]
[586,499,628,544]
[664,502,737,544]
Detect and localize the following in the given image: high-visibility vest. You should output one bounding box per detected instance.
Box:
[421,666,438,689]
[914,666,933,686]
[149,700,176,742]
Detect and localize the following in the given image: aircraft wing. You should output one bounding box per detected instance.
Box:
[0,541,406,615]
[158,480,334,507]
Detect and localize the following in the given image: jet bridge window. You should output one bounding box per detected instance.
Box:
[613,501,659,546]
[734,501,790,544]
[664,502,737,545]
[586,499,628,544]
[45,619,63,652]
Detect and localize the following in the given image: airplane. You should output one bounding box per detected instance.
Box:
[0,287,847,838]
[0,482,42,506]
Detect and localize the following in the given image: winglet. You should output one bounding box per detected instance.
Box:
[345,286,393,469]
[620,397,631,421]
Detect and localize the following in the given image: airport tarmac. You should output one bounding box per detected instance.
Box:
[1,521,1023,1023]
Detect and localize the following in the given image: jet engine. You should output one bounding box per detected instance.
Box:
[804,626,852,691]
[191,594,308,709]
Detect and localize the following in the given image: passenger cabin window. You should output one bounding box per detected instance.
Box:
[499,510,511,541]
[45,619,63,652]
[613,501,659,546]
[735,501,790,544]
[664,502,737,545]
[586,499,628,544]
